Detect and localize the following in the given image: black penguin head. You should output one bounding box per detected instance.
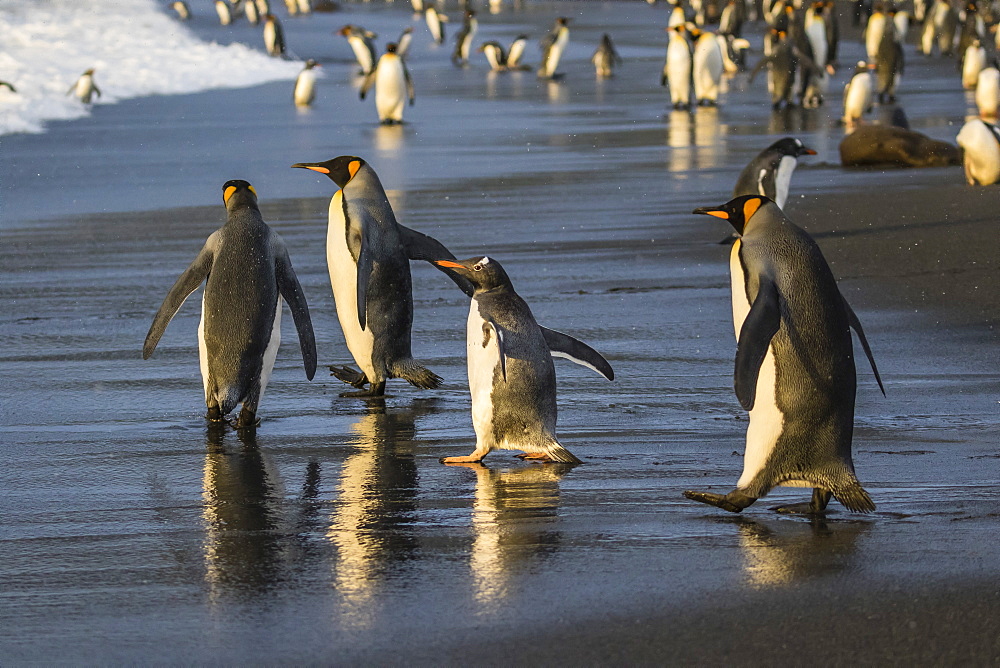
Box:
[771,137,817,157]
[433,256,513,293]
[222,179,258,210]
[555,17,570,26]
[291,156,366,187]
[386,42,398,54]
[693,195,772,235]
[304,59,319,69]
[83,68,95,76]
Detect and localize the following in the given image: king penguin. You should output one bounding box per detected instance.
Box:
[538,17,570,79]
[291,156,473,397]
[294,59,320,107]
[431,256,614,464]
[339,25,378,76]
[956,118,1000,185]
[425,7,447,46]
[452,10,478,66]
[691,27,724,105]
[263,14,286,58]
[68,68,101,104]
[732,137,816,210]
[685,195,884,514]
[143,180,317,427]
[359,43,415,124]
[662,25,693,109]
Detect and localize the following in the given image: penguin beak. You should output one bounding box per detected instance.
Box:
[802,148,817,155]
[692,206,729,220]
[291,162,330,174]
[433,259,466,270]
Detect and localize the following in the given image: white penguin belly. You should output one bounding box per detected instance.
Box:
[256,296,283,405]
[294,71,315,106]
[666,43,692,104]
[327,191,376,379]
[730,241,785,489]
[199,293,210,399]
[772,155,796,209]
[349,38,373,73]
[544,32,568,76]
[375,59,406,121]
[467,303,498,450]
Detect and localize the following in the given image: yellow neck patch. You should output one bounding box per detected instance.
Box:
[348,160,362,179]
[223,185,237,204]
[742,197,762,222]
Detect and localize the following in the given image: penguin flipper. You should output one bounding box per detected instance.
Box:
[275,249,318,380]
[359,71,376,100]
[485,318,506,381]
[355,234,373,331]
[539,327,615,381]
[404,63,416,105]
[142,239,215,359]
[734,277,781,411]
[398,224,474,296]
[748,53,776,84]
[842,296,886,396]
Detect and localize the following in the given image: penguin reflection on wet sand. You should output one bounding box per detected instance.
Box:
[685,195,884,514]
[292,156,473,398]
[143,181,317,427]
[432,256,614,464]
[360,43,415,125]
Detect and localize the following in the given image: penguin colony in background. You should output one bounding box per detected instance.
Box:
[134,0,1000,516]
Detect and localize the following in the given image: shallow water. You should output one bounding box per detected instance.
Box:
[1,1,998,663]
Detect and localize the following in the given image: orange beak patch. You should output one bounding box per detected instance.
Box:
[302,165,329,174]
[705,210,729,220]
[434,260,465,269]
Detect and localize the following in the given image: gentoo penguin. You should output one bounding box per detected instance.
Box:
[506,35,529,69]
[480,41,509,71]
[339,25,378,76]
[360,43,415,124]
[263,14,286,57]
[431,256,614,464]
[976,66,1000,118]
[397,26,414,59]
[691,27,724,105]
[685,195,883,514]
[843,60,874,123]
[956,118,1000,184]
[592,33,622,78]
[452,10,478,66]
[538,17,570,79]
[294,59,320,107]
[662,25,693,109]
[961,40,987,89]
[215,0,233,25]
[171,1,192,19]
[732,137,816,209]
[291,156,473,397]
[143,180,317,427]
[425,7,447,46]
[874,24,903,102]
[67,68,101,104]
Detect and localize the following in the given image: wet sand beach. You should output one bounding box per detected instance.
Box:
[1,1,998,664]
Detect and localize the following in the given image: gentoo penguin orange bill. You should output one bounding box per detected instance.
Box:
[685,195,884,514]
[956,118,1000,184]
[68,68,101,104]
[432,256,614,464]
[291,156,473,397]
[143,180,317,428]
[359,43,415,124]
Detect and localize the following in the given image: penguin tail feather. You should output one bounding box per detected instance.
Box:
[833,483,876,513]
[391,359,442,389]
[543,442,582,464]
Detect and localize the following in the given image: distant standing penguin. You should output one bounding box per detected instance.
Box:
[685,195,883,514]
[480,41,509,71]
[397,26,414,59]
[67,68,101,104]
[749,30,799,109]
[215,0,233,25]
[507,34,529,69]
[592,33,622,78]
[425,7,447,45]
[245,0,260,24]
[143,180,317,427]
[692,27,724,105]
[263,14,286,57]
[976,66,1000,118]
[662,25,693,109]
[874,24,904,102]
[291,156,473,397]
[538,17,570,79]
[294,59,320,107]
[732,137,816,209]
[339,25,378,76]
[843,60,874,122]
[360,43,415,124]
[431,256,614,464]
[452,10,478,66]
[171,1,192,19]
[961,40,987,89]
[956,118,1000,184]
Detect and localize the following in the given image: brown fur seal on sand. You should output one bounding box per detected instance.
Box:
[840,124,961,167]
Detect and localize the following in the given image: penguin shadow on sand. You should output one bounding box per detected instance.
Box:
[200,423,324,599]
[326,400,425,625]
[445,461,573,614]
[718,514,872,588]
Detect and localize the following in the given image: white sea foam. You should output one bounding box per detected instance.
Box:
[0,0,301,136]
